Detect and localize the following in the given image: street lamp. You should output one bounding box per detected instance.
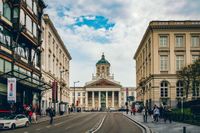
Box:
[73,81,80,112]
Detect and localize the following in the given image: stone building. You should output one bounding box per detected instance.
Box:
[70,54,136,111]
[134,21,200,109]
[40,14,71,114]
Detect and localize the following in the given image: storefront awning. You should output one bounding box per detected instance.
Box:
[0,70,51,91]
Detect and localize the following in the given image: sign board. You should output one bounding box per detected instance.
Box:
[7,78,16,103]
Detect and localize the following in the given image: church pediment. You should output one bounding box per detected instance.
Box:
[84,78,121,88]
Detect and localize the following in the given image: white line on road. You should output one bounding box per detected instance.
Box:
[46,125,52,128]
[24,131,29,133]
[92,115,106,133]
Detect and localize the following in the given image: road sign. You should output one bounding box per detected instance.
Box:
[7,78,16,103]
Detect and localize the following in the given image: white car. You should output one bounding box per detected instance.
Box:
[0,114,30,129]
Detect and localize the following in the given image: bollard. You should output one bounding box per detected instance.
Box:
[183,126,186,133]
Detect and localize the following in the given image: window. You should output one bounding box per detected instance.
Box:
[176,36,184,47]
[3,3,11,21]
[0,58,4,72]
[176,55,184,71]
[82,92,85,96]
[33,1,37,15]
[33,23,37,37]
[26,15,32,32]
[192,82,200,97]
[191,36,200,47]
[13,7,19,18]
[160,81,168,97]
[78,92,80,96]
[20,9,25,25]
[26,0,32,9]
[192,55,199,63]
[5,61,11,73]
[48,32,51,46]
[160,55,168,71]
[176,81,183,97]
[159,36,168,47]
[15,45,29,60]
[0,26,11,47]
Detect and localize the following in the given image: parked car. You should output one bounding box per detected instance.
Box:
[118,108,126,112]
[0,114,29,129]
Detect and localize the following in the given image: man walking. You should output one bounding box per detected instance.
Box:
[49,107,54,124]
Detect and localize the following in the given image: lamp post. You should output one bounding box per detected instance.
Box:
[73,81,80,112]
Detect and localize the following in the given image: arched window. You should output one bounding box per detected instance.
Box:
[176,81,183,97]
[3,3,11,21]
[160,81,168,97]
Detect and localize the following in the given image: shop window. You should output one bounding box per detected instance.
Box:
[3,3,11,21]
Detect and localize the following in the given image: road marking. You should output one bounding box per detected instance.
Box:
[91,115,106,133]
[46,125,52,128]
[36,128,41,131]
[24,132,28,133]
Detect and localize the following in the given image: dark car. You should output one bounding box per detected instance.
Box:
[118,108,126,112]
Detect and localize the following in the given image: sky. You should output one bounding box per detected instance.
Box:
[44,0,200,87]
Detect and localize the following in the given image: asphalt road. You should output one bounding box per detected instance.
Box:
[0,112,143,133]
[96,112,143,133]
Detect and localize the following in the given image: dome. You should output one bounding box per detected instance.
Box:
[96,54,110,66]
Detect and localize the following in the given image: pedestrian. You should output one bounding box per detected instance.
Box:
[32,111,37,123]
[68,107,71,114]
[49,107,54,124]
[153,106,160,122]
[28,110,33,123]
[142,106,148,123]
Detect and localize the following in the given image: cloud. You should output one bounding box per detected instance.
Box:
[44,0,200,87]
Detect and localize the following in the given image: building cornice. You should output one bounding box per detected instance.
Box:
[134,20,200,60]
[43,14,72,60]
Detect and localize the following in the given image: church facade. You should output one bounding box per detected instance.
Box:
[69,54,136,111]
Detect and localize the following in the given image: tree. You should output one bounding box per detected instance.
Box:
[177,58,200,100]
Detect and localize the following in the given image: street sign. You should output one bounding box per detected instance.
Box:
[7,78,16,103]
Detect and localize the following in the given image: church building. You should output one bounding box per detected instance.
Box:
[69,54,136,111]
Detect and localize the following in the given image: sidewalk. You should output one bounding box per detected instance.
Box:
[33,112,76,124]
[123,112,200,133]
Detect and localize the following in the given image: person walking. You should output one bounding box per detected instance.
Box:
[142,106,148,123]
[49,107,54,124]
[32,111,37,123]
[28,110,33,123]
[154,106,160,122]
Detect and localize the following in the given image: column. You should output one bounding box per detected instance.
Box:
[92,91,95,108]
[99,91,101,109]
[85,91,88,109]
[106,91,108,108]
[118,91,121,108]
[112,91,114,107]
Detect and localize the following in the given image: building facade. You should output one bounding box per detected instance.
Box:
[40,14,71,114]
[134,21,200,109]
[69,54,136,111]
[0,0,47,113]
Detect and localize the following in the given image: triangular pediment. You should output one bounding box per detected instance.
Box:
[84,78,121,88]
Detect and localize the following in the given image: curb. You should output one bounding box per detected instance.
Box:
[33,113,76,124]
[123,113,152,133]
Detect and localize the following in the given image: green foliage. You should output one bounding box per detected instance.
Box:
[177,58,200,99]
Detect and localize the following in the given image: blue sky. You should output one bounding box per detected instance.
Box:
[44,0,200,87]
